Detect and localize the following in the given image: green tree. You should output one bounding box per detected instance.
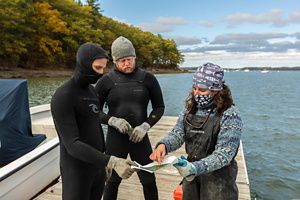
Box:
[86,0,102,15]
[0,0,34,66]
[0,0,183,69]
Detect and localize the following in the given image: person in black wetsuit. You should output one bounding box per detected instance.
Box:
[51,43,136,200]
[95,36,165,200]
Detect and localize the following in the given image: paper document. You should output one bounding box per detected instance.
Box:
[131,156,177,173]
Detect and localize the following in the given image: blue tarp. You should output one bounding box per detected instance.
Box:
[0,79,46,165]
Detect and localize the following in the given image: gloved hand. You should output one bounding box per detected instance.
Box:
[106,156,136,179]
[129,122,150,143]
[173,156,197,181]
[108,116,131,134]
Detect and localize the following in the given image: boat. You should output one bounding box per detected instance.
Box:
[261,70,269,73]
[0,80,60,200]
[0,104,59,200]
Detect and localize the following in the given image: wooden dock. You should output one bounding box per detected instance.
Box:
[34,116,250,200]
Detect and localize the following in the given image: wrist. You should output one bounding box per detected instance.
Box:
[142,122,151,131]
[107,155,117,169]
[108,116,116,126]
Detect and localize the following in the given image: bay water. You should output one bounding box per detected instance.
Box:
[27,71,300,199]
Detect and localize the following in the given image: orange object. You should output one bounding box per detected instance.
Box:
[173,185,183,200]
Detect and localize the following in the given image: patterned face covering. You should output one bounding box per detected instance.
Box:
[194,94,214,108]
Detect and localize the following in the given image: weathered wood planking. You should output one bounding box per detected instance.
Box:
[35,116,251,200]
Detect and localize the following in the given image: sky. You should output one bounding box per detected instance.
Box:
[97,0,300,68]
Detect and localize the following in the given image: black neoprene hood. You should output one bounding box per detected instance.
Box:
[76,42,108,74]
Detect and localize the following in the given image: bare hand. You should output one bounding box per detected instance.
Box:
[149,144,166,164]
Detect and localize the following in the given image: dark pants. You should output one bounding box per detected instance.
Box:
[103,132,158,200]
[61,166,106,200]
[183,162,238,200]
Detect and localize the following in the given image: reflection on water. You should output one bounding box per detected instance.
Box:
[28,77,67,107]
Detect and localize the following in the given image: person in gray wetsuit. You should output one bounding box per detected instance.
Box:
[95,36,165,200]
[150,63,243,200]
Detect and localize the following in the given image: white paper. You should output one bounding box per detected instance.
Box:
[131,156,177,173]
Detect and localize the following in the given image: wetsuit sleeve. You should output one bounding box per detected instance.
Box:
[156,109,186,153]
[192,106,243,175]
[144,73,165,126]
[51,92,110,167]
[95,75,113,124]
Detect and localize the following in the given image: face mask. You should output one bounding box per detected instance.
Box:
[83,73,103,84]
[194,94,214,108]
[74,70,103,86]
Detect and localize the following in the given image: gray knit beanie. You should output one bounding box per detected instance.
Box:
[111,36,136,61]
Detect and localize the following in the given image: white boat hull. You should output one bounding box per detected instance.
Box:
[0,104,60,200]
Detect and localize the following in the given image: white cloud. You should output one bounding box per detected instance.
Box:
[181,51,300,68]
[182,32,300,53]
[138,23,173,33]
[198,10,300,28]
[170,36,202,46]
[138,16,187,33]
[211,33,288,45]
[180,32,300,67]
[111,16,131,25]
[290,11,300,23]
[198,20,216,27]
[225,9,287,27]
[156,17,187,26]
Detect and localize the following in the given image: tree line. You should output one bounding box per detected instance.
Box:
[0,0,184,69]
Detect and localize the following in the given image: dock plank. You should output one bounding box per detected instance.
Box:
[35,116,251,200]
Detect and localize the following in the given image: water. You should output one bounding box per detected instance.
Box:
[27,71,300,199]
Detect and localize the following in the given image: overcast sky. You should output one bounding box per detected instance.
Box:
[99,0,300,68]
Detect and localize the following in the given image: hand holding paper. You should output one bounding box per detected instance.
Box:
[149,144,167,164]
[131,156,177,173]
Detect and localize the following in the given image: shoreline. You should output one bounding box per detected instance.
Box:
[0,67,189,79]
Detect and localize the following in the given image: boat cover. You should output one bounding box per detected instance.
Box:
[0,79,46,165]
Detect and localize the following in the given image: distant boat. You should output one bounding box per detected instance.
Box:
[261,70,269,73]
[244,69,250,72]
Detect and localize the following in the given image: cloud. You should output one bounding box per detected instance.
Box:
[288,11,300,23]
[181,51,300,68]
[198,20,216,27]
[138,16,187,33]
[156,17,187,26]
[111,16,131,25]
[138,23,173,33]
[170,36,202,46]
[181,32,300,53]
[211,33,289,45]
[198,10,300,28]
[292,32,300,39]
[225,9,287,27]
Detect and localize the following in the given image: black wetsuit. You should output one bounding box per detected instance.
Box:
[51,43,109,200]
[95,67,165,200]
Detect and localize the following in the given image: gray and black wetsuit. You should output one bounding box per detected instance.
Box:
[51,43,109,200]
[95,67,165,200]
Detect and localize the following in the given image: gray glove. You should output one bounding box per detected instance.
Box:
[108,117,131,134]
[106,156,136,179]
[129,122,150,143]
